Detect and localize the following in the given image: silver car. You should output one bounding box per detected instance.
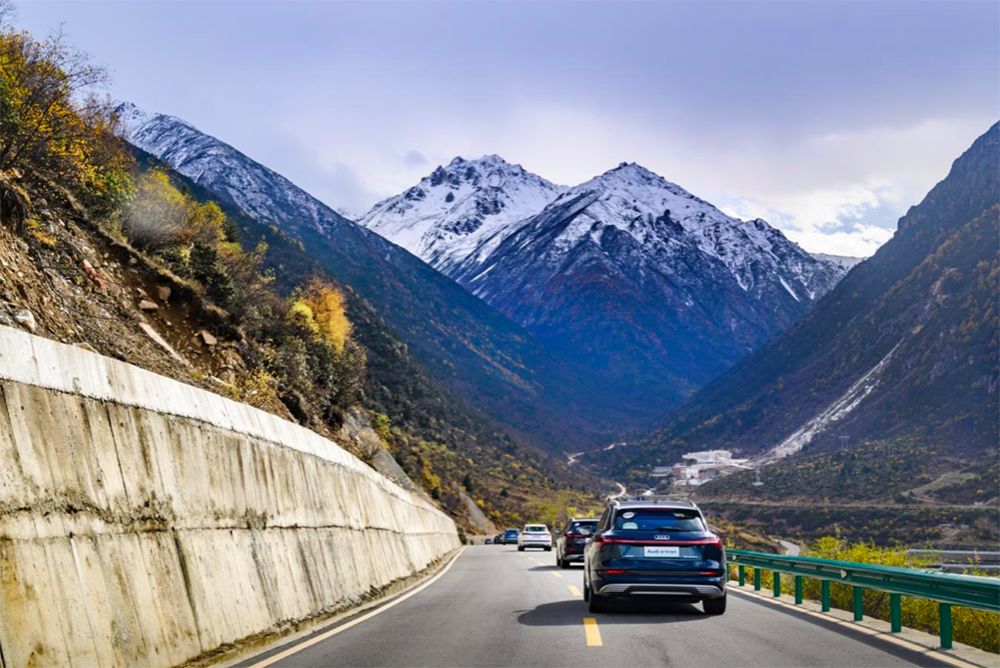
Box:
[517,524,552,551]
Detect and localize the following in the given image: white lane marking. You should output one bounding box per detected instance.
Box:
[729,588,979,668]
[248,548,466,667]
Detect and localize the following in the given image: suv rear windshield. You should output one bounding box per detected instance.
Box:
[568,521,598,534]
[613,508,704,532]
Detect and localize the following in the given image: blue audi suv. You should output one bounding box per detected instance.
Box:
[583,498,726,614]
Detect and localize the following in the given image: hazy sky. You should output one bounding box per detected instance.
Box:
[16,1,999,256]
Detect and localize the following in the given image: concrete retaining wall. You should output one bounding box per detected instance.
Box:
[0,326,460,667]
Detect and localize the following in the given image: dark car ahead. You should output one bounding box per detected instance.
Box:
[556,518,598,568]
[502,528,520,545]
[583,499,726,615]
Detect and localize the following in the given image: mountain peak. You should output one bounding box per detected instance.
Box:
[442,153,526,177]
[114,101,195,140]
[359,154,564,272]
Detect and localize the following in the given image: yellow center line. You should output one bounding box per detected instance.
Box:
[550,571,563,578]
[568,585,582,597]
[583,617,603,647]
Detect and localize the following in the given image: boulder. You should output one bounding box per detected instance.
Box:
[138,299,159,312]
[13,309,36,332]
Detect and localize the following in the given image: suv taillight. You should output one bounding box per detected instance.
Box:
[594,535,723,546]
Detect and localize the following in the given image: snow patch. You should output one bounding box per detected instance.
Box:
[759,343,901,463]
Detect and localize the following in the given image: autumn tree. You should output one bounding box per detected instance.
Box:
[0,4,131,215]
[291,278,352,352]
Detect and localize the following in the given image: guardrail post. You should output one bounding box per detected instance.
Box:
[939,603,952,649]
[852,586,864,621]
[773,571,781,597]
[821,580,830,612]
[753,568,761,591]
[794,575,803,604]
[890,593,901,632]
[738,565,745,586]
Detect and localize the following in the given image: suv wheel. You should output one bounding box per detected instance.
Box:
[517,545,524,552]
[588,592,608,613]
[703,593,727,615]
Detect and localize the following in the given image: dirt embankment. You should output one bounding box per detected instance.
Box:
[0,182,293,418]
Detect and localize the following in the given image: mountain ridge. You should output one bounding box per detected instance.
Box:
[605,121,999,479]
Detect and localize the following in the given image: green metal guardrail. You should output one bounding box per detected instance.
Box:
[728,549,1000,650]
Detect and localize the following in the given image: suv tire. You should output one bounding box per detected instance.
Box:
[517,545,524,552]
[588,592,608,613]
[703,593,726,615]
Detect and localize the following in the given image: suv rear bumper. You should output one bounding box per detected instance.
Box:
[596,582,725,598]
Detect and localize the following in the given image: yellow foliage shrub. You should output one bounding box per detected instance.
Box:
[296,278,352,351]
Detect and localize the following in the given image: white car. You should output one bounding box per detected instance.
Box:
[517,524,552,551]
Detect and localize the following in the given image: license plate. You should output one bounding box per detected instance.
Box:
[644,546,680,558]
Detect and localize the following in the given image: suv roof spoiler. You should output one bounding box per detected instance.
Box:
[614,496,698,506]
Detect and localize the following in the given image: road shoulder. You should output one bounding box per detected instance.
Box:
[211,547,466,668]
[728,584,995,668]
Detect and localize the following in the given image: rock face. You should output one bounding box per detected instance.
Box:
[621,122,1000,471]
[0,325,459,667]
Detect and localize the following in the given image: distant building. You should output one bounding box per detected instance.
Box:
[682,450,734,463]
[663,449,750,487]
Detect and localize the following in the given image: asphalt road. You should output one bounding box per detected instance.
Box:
[246,545,945,668]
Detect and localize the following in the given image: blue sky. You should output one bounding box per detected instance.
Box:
[16,0,999,256]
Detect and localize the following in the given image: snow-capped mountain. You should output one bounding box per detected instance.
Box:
[444,162,849,406]
[358,155,564,274]
[120,101,850,436]
[455,162,844,305]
